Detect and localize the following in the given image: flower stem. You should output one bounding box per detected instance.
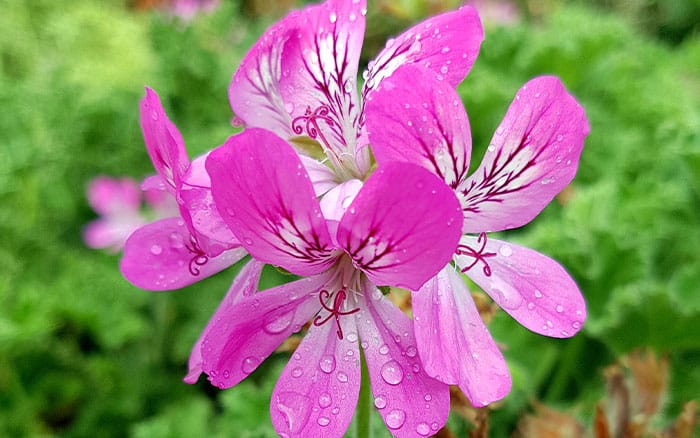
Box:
[356,349,372,438]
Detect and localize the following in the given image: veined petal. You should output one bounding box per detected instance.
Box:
[185,259,264,384]
[458,76,590,233]
[140,87,190,191]
[366,65,471,188]
[207,129,336,276]
[454,235,586,338]
[337,163,462,290]
[228,9,301,139]
[299,154,338,196]
[201,275,328,389]
[355,281,450,437]
[179,153,238,256]
[412,267,511,406]
[363,5,483,98]
[120,217,246,291]
[281,0,367,169]
[271,312,359,437]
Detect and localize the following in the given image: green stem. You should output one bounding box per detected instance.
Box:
[356,350,372,438]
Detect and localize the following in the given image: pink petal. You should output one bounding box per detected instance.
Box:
[201,274,329,389]
[299,155,338,196]
[228,8,301,139]
[363,5,483,97]
[185,259,264,384]
[271,313,359,437]
[179,153,239,256]
[207,129,336,277]
[140,87,190,191]
[458,76,590,233]
[280,0,367,166]
[454,235,586,338]
[336,163,462,290]
[319,179,363,241]
[412,267,511,406]
[86,177,141,215]
[83,216,144,252]
[366,65,472,188]
[355,280,450,437]
[120,217,246,291]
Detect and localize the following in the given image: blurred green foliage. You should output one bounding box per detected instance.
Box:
[0,0,698,436]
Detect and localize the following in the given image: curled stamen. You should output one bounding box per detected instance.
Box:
[292,105,336,139]
[184,236,209,276]
[455,232,496,276]
[313,289,360,340]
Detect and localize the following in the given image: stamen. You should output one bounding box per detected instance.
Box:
[313,289,360,340]
[184,236,209,276]
[291,105,336,149]
[455,232,496,276]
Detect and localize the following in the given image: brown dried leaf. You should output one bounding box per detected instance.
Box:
[627,349,668,417]
[518,401,584,438]
[594,403,612,438]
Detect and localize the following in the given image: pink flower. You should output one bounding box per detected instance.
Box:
[83,177,148,252]
[195,128,463,437]
[228,0,484,188]
[167,0,219,21]
[365,65,590,406]
[119,88,246,291]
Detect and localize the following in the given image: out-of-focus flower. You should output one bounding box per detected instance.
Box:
[119,88,246,291]
[194,128,463,437]
[228,0,484,188]
[168,0,220,21]
[366,64,590,406]
[469,0,519,26]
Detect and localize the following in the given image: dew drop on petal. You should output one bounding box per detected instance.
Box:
[499,245,513,257]
[385,409,406,430]
[534,290,543,299]
[264,311,293,334]
[329,12,337,23]
[318,392,332,408]
[417,422,431,436]
[380,360,404,385]
[242,356,260,374]
[291,367,303,378]
[317,416,330,427]
[169,233,184,249]
[150,244,163,255]
[374,395,387,409]
[406,346,417,358]
[572,321,581,330]
[556,304,564,313]
[379,344,389,355]
[244,237,254,245]
[336,371,349,383]
[319,355,336,374]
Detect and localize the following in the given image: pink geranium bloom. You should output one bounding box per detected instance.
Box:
[119,88,246,291]
[83,177,148,252]
[229,0,484,187]
[196,128,463,437]
[168,0,219,21]
[365,65,590,406]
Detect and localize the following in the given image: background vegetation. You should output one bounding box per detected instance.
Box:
[1,0,698,436]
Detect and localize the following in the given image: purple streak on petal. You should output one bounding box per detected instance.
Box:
[366,65,472,188]
[363,5,483,99]
[458,76,590,233]
[355,281,450,437]
[336,163,462,290]
[207,129,337,276]
[281,0,367,170]
[120,217,246,291]
[185,259,264,384]
[228,9,301,139]
[140,87,190,191]
[412,267,511,406]
[271,312,359,437]
[455,236,586,338]
[299,155,339,196]
[201,274,329,389]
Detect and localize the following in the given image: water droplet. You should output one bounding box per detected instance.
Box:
[527,302,535,310]
[556,304,564,313]
[151,110,159,120]
[291,367,303,378]
[561,330,569,336]
[496,126,505,135]
[572,321,581,330]
[499,245,513,257]
[349,207,356,214]
[380,360,404,385]
[346,332,358,342]
[242,356,260,374]
[440,65,448,74]
[319,355,336,374]
[534,290,543,299]
[424,394,432,402]
[150,244,163,255]
[244,237,254,245]
[223,369,230,379]
[487,144,496,152]
[264,311,293,334]
[169,233,184,249]
[349,12,357,21]
[329,12,337,23]
[318,392,332,408]
[336,371,348,383]
[276,391,312,433]
[406,346,417,358]
[556,134,564,142]
[374,395,387,409]
[417,422,431,436]
[317,416,330,427]
[431,422,439,431]
[412,363,420,373]
[385,409,406,429]
[546,320,554,328]
[379,344,389,355]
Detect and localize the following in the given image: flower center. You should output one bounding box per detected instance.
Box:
[455,232,496,276]
[313,288,360,340]
[185,236,209,276]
